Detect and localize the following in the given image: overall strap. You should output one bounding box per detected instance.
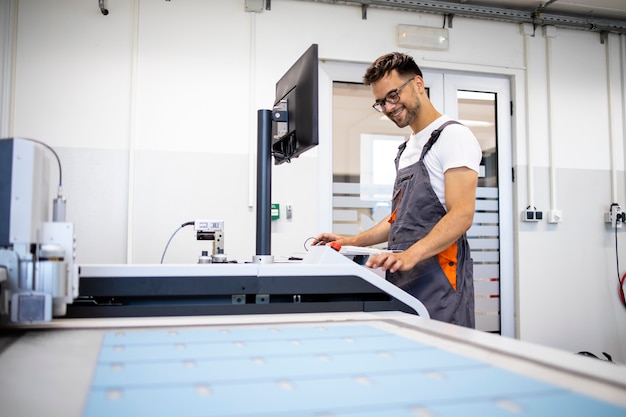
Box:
[419,120,461,160]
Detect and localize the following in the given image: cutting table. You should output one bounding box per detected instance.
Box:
[1,246,625,416]
[1,311,626,417]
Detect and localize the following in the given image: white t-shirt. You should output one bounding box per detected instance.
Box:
[398,115,482,209]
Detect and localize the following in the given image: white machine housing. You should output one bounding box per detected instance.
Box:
[0,138,77,323]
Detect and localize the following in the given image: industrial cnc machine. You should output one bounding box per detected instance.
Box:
[1,137,626,417]
[0,137,427,324]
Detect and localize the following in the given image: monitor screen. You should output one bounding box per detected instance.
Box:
[271,44,319,165]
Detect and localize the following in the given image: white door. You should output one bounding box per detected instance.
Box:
[443,73,514,337]
[318,62,514,337]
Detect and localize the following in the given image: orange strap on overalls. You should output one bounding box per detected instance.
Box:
[388,188,402,224]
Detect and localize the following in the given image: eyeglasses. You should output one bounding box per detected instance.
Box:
[372,77,415,112]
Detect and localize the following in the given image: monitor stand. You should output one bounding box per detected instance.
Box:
[254,109,274,264]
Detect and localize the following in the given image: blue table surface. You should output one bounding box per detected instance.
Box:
[82,324,626,417]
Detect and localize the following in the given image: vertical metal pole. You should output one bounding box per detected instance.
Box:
[255,109,272,259]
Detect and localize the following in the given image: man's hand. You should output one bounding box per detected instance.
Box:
[311,233,347,246]
[366,250,417,273]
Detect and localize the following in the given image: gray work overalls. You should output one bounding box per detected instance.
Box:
[387,120,475,328]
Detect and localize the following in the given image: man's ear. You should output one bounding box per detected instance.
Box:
[413,76,425,90]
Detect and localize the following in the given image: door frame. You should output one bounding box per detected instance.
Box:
[318,61,515,337]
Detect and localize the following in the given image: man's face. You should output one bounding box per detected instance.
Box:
[371,70,420,129]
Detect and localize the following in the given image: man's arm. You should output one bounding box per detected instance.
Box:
[313,214,392,247]
[366,166,477,272]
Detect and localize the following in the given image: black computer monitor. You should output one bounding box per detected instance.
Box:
[271,44,319,165]
[255,44,320,257]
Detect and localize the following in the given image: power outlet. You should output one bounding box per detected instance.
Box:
[547,210,562,223]
[523,209,543,222]
[604,205,623,229]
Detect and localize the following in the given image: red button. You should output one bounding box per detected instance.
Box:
[329,241,342,251]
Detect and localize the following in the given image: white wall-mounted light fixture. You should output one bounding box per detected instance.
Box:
[397,24,449,50]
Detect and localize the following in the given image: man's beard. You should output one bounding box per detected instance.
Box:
[388,94,420,128]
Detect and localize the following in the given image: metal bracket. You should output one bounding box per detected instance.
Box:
[600,31,608,44]
[445,13,454,28]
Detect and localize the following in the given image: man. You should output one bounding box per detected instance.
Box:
[313,52,481,328]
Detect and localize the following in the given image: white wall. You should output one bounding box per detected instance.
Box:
[1,0,625,361]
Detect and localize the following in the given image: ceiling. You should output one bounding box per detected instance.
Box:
[297,0,626,33]
[470,0,626,20]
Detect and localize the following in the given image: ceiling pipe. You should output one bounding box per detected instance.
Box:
[295,0,626,35]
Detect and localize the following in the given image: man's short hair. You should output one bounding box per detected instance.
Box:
[363,52,423,85]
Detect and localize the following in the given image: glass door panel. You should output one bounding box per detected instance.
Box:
[331,72,442,243]
[444,74,514,337]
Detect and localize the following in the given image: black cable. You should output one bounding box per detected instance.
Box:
[303,236,316,251]
[577,351,614,362]
[618,274,626,308]
[160,221,194,264]
[99,0,109,15]
[614,215,626,309]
